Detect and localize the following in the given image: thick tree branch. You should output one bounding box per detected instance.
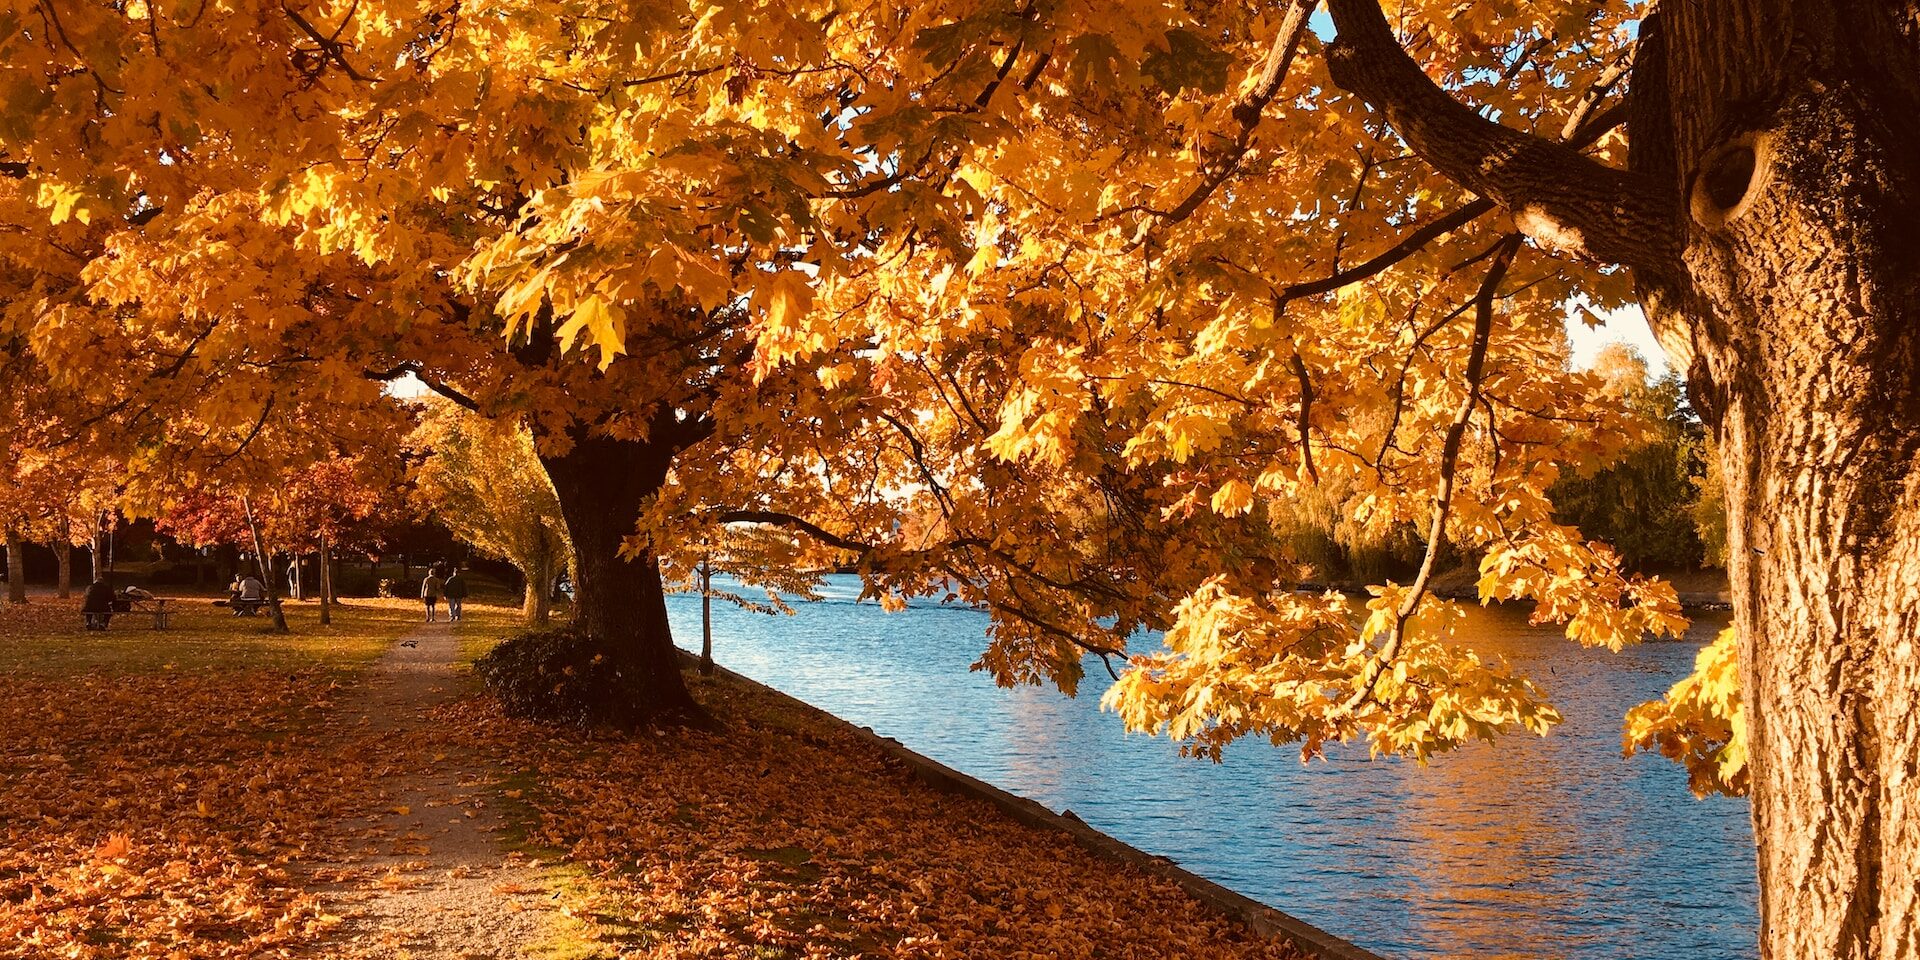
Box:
[1268,100,1625,307]
[1323,0,1676,272]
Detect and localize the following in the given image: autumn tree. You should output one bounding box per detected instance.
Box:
[156,455,404,575]
[786,2,1906,955]
[0,358,121,600]
[5,2,1916,954]
[2,0,1183,724]
[410,401,571,623]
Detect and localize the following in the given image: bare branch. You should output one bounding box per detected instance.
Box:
[1270,83,1628,307]
[209,394,277,470]
[1333,233,1521,718]
[283,3,375,83]
[1138,0,1319,239]
[362,362,479,411]
[717,509,871,554]
[1289,344,1319,482]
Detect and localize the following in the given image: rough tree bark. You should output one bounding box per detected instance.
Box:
[1324,1,1920,956]
[1631,6,1920,956]
[4,528,25,604]
[539,429,702,724]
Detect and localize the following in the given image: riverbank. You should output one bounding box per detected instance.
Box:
[441,664,1333,960]
[0,592,1356,959]
[663,576,1757,960]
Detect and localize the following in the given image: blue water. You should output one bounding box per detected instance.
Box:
[666,574,1757,960]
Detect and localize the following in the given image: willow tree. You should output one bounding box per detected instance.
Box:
[410,402,572,623]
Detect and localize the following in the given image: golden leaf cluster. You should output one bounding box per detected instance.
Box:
[0,0,1736,767]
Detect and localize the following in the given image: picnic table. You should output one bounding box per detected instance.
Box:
[94,595,174,629]
[125,596,175,629]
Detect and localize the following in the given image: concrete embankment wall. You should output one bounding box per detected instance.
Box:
[693,656,1391,960]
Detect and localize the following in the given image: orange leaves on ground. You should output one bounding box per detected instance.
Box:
[442,676,1310,960]
[0,624,409,958]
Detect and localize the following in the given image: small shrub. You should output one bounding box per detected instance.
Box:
[474,625,636,727]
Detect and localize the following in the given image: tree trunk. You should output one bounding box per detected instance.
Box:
[91,510,110,582]
[4,528,25,604]
[699,559,714,676]
[540,432,700,724]
[521,535,553,625]
[318,538,332,626]
[241,497,289,633]
[53,541,71,599]
[1627,6,1920,956]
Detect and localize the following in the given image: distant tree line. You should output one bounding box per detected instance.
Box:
[1274,345,1726,585]
[1547,346,1727,574]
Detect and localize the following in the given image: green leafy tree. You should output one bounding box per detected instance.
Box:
[1550,345,1710,571]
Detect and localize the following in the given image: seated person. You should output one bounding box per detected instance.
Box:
[234,574,267,615]
[81,579,116,630]
[121,585,155,602]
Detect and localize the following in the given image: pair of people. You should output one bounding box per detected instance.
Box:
[81,579,115,630]
[228,574,267,615]
[421,567,467,623]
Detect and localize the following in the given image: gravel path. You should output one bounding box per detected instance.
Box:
[315,621,556,959]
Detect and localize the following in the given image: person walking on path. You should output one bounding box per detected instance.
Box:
[81,579,115,630]
[442,568,468,623]
[420,571,445,623]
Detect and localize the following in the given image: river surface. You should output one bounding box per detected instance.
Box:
[665,574,1757,960]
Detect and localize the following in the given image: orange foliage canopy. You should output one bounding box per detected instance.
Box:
[0,0,1722,773]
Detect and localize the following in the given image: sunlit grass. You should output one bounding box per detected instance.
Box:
[0,592,421,676]
[454,600,564,665]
